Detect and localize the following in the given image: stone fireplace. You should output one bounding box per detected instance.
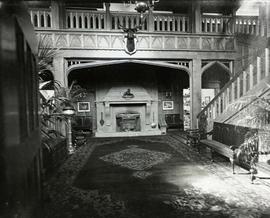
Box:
[95,85,161,137]
[116,112,141,132]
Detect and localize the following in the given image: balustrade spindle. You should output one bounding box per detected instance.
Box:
[231,82,235,101]
[222,92,226,111]
[243,71,247,94]
[257,56,261,82]
[218,97,222,114]
[183,17,186,32]
[237,77,241,99]
[226,88,230,107]
[249,64,254,89]
[211,104,214,119]
[204,18,207,32]
[76,13,79,29]
[37,11,41,27]
[82,15,85,29]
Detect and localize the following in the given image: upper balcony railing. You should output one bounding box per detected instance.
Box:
[30,8,52,29]
[201,15,233,34]
[66,9,106,30]
[153,13,190,32]
[234,15,268,37]
[29,8,269,37]
[110,12,148,31]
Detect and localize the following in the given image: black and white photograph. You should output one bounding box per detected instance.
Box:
[1,0,270,217]
[77,102,91,112]
[163,100,174,110]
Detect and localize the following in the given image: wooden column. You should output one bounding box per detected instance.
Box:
[191,59,201,128]
[51,1,65,29]
[148,7,154,32]
[191,0,201,33]
[105,3,111,30]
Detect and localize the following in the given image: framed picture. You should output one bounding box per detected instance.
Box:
[163,101,174,110]
[77,102,90,112]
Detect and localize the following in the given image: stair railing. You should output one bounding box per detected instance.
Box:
[198,47,270,132]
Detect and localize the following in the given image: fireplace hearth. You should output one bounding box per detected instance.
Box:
[116,113,141,132]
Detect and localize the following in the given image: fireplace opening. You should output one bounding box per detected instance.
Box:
[116,112,141,132]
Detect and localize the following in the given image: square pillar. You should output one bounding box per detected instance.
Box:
[191,0,201,33]
[191,59,201,128]
[51,1,66,29]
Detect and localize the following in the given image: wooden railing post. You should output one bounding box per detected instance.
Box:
[51,1,65,29]
[148,8,154,32]
[105,3,111,30]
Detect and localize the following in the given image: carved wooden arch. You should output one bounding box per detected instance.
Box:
[201,61,231,77]
[66,59,191,81]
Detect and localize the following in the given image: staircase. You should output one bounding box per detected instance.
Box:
[198,13,270,164]
[198,43,270,132]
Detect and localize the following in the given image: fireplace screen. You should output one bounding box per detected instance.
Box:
[116,113,141,132]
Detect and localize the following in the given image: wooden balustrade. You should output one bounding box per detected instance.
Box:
[235,16,259,35]
[234,16,268,37]
[29,7,269,38]
[198,47,270,130]
[201,15,232,34]
[66,9,106,30]
[153,14,189,32]
[111,12,147,30]
[30,9,52,28]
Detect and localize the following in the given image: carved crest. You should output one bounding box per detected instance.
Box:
[119,25,140,55]
[122,89,134,99]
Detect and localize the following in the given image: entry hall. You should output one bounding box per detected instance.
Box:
[1,0,270,217]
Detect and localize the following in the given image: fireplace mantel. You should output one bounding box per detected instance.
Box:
[95,85,161,137]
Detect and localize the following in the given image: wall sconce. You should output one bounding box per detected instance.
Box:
[165,91,172,99]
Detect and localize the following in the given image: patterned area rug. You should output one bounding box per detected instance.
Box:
[99,144,172,179]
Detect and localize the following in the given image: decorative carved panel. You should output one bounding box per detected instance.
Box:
[177,37,188,49]
[202,37,212,50]
[97,35,110,48]
[55,34,68,47]
[164,37,175,49]
[83,35,96,48]
[190,38,199,49]
[225,38,234,50]
[40,33,53,47]
[137,36,150,49]
[111,35,124,49]
[151,37,163,49]
[214,38,225,50]
[70,34,82,47]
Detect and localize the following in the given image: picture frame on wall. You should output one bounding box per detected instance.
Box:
[162,101,174,110]
[77,102,90,112]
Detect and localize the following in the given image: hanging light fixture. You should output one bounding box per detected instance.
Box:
[135,1,150,14]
